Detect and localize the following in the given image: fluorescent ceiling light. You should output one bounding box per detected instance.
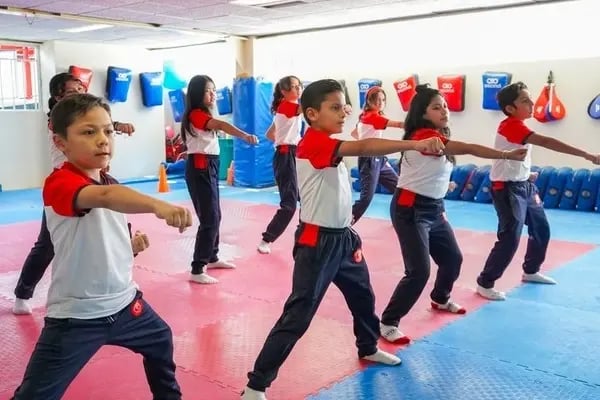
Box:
[59,24,113,33]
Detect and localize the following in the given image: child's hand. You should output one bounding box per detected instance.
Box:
[244,134,259,145]
[584,153,600,165]
[131,230,150,254]
[115,122,135,136]
[343,104,353,116]
[448,181,457,192]
[153,202,192,233]
[415,137,445,154]
[528,171,539,182]
[505,148,528,161]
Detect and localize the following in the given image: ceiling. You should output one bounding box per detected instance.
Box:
[0,0,572,48]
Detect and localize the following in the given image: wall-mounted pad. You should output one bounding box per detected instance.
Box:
[358,78,382,109]
[393,74,419,111]
[106,66,132,103]
[168,89,185,123]
[437,74,466,112]
[139,72,163,107]
[68,65,93,89]
[482,72,511,110]
[216,87,232,115]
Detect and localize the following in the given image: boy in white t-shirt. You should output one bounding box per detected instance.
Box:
[11,93,191,399]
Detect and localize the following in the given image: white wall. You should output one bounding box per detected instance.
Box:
[0,40,165,190]
[51,40,165,181]
[153,41,236,130]
[254,0,600,169]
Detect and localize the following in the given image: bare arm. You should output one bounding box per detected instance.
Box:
[444,140,527,161]
[76,185,192,232]
[265,123,275,141]
[337,137,444,157]
[206,118,249,140]
[526,133,597,162]
[387,120,404,129]
[350,127,358,139]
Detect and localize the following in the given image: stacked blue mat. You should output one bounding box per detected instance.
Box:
[351,163,600,212]
[231,77,275,188]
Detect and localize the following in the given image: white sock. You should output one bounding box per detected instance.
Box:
[476,285,506,301]
[206,260,236,269]
[522,272,557,285]
[190,272,219,284]
[12,298,32,315]
[380,323,410,344]
[362,349,401,365]
[241,386,267,400]
[257,240,271,254]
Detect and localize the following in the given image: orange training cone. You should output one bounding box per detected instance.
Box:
[158,164,170,193]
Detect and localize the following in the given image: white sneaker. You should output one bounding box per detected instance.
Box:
[380,323,410,344]
[12,298,32,315]
[189,272,219,284]
[241,387,267,400]
[476,285,506,301]
[522,272,557,285]
[206,260,236,269]
[257,240,271,254]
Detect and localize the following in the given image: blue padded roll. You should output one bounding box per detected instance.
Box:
[446,164,476,200]
[474,173,493,203]
[461,165,490,202]
[559,168,589,210]
[579,168,600,211]
[543,167,573,209]
[535,166,556,199]
[168,89,185,123]
[232,77,275,188]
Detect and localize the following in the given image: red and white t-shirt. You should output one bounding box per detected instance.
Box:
[185,109,220,155]
[43,162,137,319]
[273,100,302,146]
[489,116,533,182]
[397,128,453,199]
[356,111,389,140]
[296,127,351,228]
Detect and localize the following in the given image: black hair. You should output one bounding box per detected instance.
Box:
[497,81,528,116]
[48,72,82,113]
[403,84,455,163]
[271,75,301,114]
[181,75,215,143]
[300,79,343,126]
[50,93,111,138]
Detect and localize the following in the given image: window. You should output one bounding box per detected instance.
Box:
[0,43,40,111]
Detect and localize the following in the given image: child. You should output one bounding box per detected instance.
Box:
[181,75,258,284]
[257,75,303,255]
[241,79,446,400]
[350,86,405,224]
[476,82,600,300]
[13,72,135,315]
[11,93,189,399]
[379,84,527,344]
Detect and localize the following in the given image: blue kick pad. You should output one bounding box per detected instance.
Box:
[482,71,512,110]
[216,86,232,115]
[168,89,185,123]
[106,66,132,103]
[139,72,163,107]
[232,77,275,188]
[358,78,382,108]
